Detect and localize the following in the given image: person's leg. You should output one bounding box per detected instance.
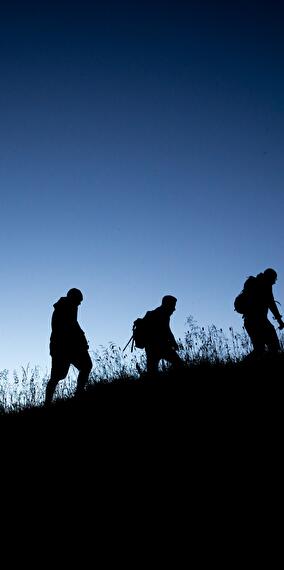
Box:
[244,319,266,358]
[45,356,70,405]
[163,348,184,370]
[72,351,93,396]
[145,349,160,376]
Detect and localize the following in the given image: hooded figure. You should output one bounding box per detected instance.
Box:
[45,288,92,405]
[49,289,89,356]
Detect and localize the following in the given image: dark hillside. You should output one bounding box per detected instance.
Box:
[2,359,282,548]
[2,360,282,451]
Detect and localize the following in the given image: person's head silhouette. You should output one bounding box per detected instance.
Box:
[263,268,277,285]
[161,295,177,315]
[67,288,83,305]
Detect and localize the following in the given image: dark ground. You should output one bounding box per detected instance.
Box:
[2,360,282,454]
[1,360,282,559]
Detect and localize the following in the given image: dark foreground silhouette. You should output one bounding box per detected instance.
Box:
[2,354,283,547]
[2,354,284,437]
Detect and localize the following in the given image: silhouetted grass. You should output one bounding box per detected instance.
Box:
[1,316,284,427]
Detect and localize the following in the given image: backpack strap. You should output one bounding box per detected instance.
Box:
[123,335,133,352]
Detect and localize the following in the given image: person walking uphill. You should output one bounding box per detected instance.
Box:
[235,268,284,359]
[143,295,183,375]
[45,288,92,405]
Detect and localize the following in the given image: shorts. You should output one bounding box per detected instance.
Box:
[51,350,92,380]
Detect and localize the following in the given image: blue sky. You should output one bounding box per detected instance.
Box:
[1,1,284,374]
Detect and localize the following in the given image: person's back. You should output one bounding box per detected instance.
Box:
[144,304,176,350]
[243,270,281,320]
[50,295,88,356]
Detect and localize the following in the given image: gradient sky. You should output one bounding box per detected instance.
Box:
[1,1,284,374]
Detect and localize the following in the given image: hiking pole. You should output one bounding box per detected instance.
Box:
[123,335,133,352]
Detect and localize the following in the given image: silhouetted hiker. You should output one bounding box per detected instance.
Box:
[236,268,284,359]
[45,288,92,405]
[143,295,183,375]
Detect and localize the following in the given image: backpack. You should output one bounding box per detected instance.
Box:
[234,292,249,314]
[132,317,148,349]
[234,276,257,315]
[123,314,150,352]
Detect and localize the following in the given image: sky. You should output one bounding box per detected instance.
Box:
[1,0,284,374]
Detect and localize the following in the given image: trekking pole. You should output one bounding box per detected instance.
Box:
[123,335,133,352]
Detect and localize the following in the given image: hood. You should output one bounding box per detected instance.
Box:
[53,297,69,310]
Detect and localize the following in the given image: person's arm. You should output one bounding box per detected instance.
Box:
[169,329,179,350]
[75,323,89,348]
[167,320,179,350]
[269,292,284,328]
